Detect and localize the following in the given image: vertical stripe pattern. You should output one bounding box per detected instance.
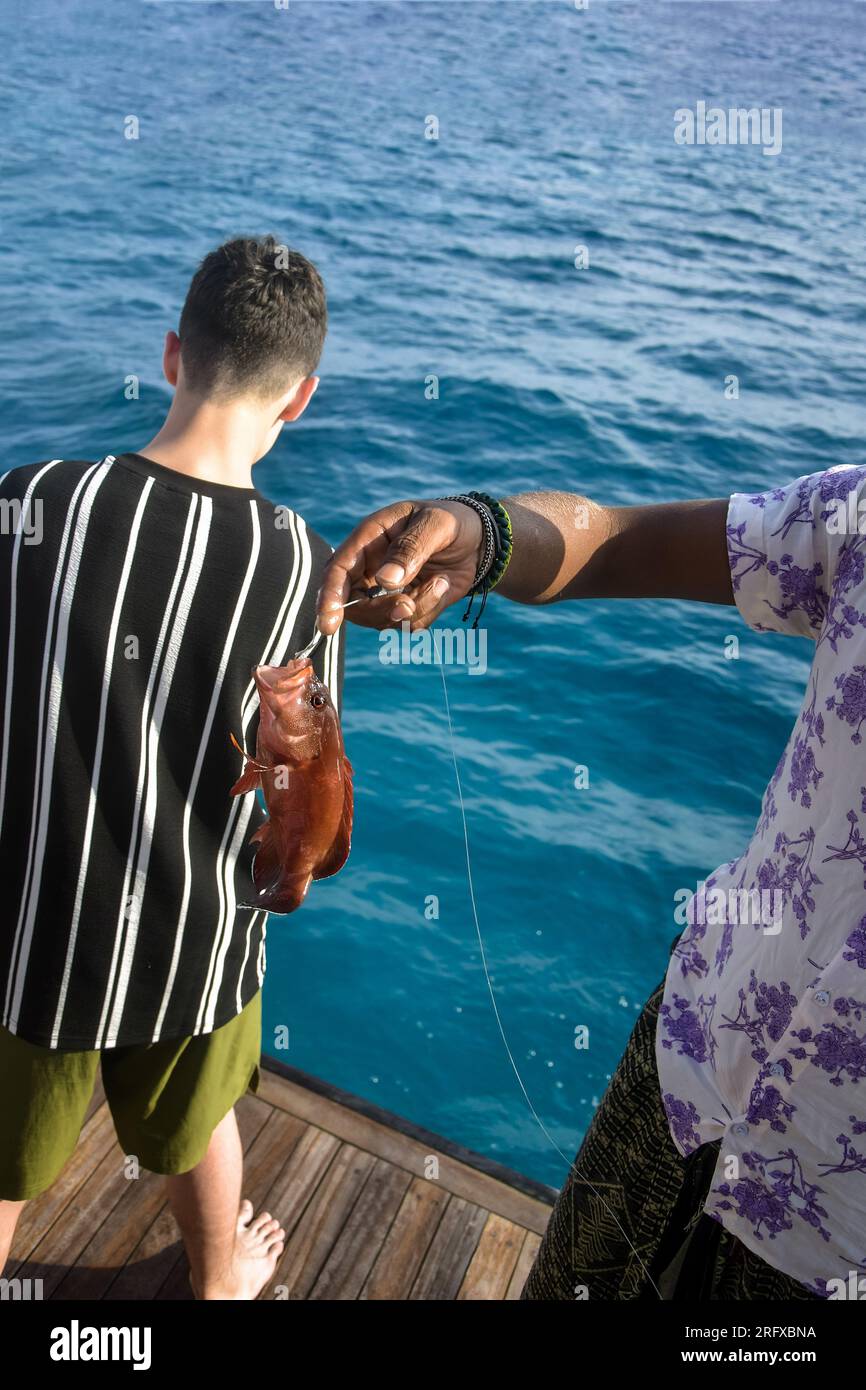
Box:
[0,454,343,1049]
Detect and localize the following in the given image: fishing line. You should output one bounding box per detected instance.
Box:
[438,658,663,1301]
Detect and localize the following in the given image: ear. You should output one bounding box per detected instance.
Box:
[279,375,319,423]
[163,331,182,387]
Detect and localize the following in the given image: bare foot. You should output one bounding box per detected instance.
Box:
[190,1198,286,1300]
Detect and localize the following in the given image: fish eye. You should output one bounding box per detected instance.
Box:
[310,692,326,709]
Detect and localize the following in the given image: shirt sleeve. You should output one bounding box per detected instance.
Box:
[726,466,866,640]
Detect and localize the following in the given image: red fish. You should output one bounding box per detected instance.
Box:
[229,658,353,914]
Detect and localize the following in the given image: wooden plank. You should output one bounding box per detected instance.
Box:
[409,1196,488,1301]
[458,1212,523,1300]
[103,1202,185,1302]
[255,1069,552,1235]
[154,1249,195,1300]
[360,1176,449,1300]
[309,1158,411,1301]
[14,1141,130,1298]
[50,1169,170,1301]
[233,1107,308,1195]
[8,1103,116,1272]
[505,1231,541,1300]
[105,1093,273,1302]
[253,1125,342,1301]
[270,1143,375,1300]
[257,1125,341,1250]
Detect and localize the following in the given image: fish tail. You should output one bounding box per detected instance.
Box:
[249,818,280,887]
[238,871,312,916]
[237,821,310,914]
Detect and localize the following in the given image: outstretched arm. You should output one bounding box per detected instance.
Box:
[316,492,734,635]
[496,493,733,606]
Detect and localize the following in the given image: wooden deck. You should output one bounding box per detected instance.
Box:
[6,1058,555,1300]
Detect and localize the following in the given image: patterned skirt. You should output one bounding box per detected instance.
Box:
[521,963,821,1302]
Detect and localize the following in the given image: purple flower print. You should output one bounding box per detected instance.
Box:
[749,488,787,510]
[801,681,826,746]
[713,1178,793,1242]
[672,875,722,981]
[727,522,768,594]
[752,980,798,1047]
[769,468,866,543]
[713,1148,830,1243]
[714,917,735,977]
[819,535,866,654]
[711,867,746,976]
[660,995,705,1060]
[787,738,823,809]
[824,806,866,890]
[756,828,821,940]
[790,1020,866,1088]
[818,1116,866,1176]
[747,1066,797,1134]
[817,467,866,512]
[812,1026,866,1087]
[662,1093,702,1152]
[720,972,797,1064]
[768,478,823,539]
[673,934,709,981]
[834,538,866,588]
[843,916,866,969]
[826,665,866,743]
[660,992,718,1069]
[783,683,826,810]
[834,995,866,1024]
[732,472,866,643]
[756,751,786,837]
[764,555,828,632]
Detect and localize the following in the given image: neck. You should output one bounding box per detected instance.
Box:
[136,394,274,490]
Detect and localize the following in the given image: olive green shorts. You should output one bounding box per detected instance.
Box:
[0,991,262,1201]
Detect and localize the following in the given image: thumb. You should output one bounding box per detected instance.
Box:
[375,508,452,589]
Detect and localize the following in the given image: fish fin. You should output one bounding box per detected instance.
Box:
[230,763,261,796]
[314,756,354,880]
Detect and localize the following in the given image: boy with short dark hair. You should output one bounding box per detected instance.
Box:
[0,235,340,1299]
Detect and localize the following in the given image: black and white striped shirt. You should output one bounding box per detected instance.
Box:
[0,452,342,1050]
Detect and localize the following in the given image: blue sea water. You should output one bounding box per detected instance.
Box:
[2,0,866,1188]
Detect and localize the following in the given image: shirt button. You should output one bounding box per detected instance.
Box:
[769,1063,786,1078]
[814,990,830,1006]
[731,1122,749,1137]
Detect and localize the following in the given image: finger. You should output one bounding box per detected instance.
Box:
[342,591,415,630]
[389,594,416,622]
[375,508,457,590]
[344,577,453,632]
[341,590,420,628]
[397,574,451,628]
[316,504,413,635]
[315,572,352,637]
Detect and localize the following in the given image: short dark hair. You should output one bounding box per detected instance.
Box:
[178,236,327,401]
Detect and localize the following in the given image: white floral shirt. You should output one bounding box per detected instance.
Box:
[655,465,866,1298]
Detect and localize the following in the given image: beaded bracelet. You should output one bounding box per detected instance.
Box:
[437,492,514,627]
[468,492,513,592]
